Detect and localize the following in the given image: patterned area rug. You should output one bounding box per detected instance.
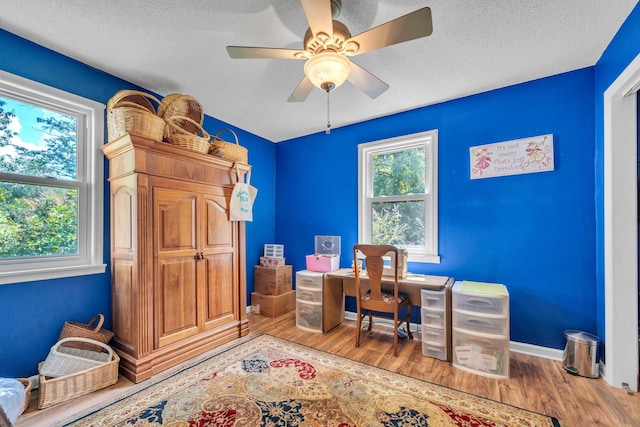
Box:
[63,335,561,426]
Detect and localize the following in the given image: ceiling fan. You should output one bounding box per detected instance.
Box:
[226,0,433,102]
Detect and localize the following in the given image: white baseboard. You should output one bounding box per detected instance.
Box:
[344,311,564,361]
[509,341,564,361]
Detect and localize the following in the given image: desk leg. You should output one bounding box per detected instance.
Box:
[323,275,345,332]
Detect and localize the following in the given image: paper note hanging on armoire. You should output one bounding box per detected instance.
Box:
[470,134,554,179]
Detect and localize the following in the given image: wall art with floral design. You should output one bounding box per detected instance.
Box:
[470,134,554,179]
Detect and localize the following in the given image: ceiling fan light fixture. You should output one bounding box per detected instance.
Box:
[304,52,351,92]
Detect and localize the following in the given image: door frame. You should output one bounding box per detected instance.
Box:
[603,52,640,391]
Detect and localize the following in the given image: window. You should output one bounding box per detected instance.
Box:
[358,130,439,263]
[0,70,105,285]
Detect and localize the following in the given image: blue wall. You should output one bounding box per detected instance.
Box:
[276,68,597,350]
[0,30,276,377]
[593,3,640,345]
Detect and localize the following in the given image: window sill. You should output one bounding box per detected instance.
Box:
[410,254,441,264]
[0,263,107,285]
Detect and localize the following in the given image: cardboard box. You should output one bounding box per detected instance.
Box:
[305,254,340,272]
[254,265,292,295]
[251,290,296,318]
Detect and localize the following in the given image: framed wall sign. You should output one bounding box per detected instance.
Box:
[470,134,554,179]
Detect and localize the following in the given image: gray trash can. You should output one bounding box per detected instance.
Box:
[563,330,599,378]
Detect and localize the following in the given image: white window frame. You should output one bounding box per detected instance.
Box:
[358,130,440,264]
[0,70,106,285]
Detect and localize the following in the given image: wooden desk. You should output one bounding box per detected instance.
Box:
[325,268,453,306]
[325,268,454,361]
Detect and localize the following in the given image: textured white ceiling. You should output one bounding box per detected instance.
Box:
[1,0,637,142]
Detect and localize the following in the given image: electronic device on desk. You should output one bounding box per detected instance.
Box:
[382,248,408,279]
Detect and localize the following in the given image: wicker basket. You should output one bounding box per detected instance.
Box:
[107,90,166,142]
[37,346,119,409]
[107,89,156,113]
[40,338,113,378]
[165,115,210,153]
[209,128,248,164]
[17,378,32,415]
[58,314,114,352]
[158,93,204,136]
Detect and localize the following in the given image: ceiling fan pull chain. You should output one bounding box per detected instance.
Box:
[326,90,331,134]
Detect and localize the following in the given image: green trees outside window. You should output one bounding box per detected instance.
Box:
[0,98,79,258]
[371,147,426,247]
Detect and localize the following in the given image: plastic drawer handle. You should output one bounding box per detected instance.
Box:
[466,298,493,308]
[465,318,493,327]
[469,339,493,347]
[301,292,315,301]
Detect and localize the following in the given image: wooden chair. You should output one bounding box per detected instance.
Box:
[353,244,413,356]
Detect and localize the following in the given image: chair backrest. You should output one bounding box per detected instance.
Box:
[353,244,399,307]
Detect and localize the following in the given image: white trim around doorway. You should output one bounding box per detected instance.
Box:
[603,52,640,391]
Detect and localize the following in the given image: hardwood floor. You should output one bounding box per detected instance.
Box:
[17,313,640,426]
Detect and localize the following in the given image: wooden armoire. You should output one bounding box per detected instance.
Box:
[102,134,249,382]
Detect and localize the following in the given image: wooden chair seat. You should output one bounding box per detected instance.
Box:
[362,289,409,304]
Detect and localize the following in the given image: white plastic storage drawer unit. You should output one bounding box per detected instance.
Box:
[297,287,323,303]
[421,307,446,329]
[295,270,344,333]
[453,310,509,336]
[452,328,509,377]
[421,323,446,345]
[453,289,508,316]
[452,281,510,379]
[296,300,323,331]
[421,341,447,361]
[420,286,452,361]
[421,288,446,310]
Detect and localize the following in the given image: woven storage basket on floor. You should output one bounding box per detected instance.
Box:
[37,342,119,409]
[58,314,114,352]
[158,93,204,136]
[107,90,165,142]
[40,338,113,378]
[17,378,32,415]
[209,128,248,164]
[165,115,210,153]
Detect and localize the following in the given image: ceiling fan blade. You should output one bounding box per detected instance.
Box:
[288,76,315,102]
[227,46,306,60]
[347,62,389,99]
[301,0,334,39]
[348,7,433,56]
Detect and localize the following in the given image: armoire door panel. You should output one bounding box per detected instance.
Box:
[203,252,236,328]
[156,258,199,347]
[203,194,233,248]
[155,188,197,253]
